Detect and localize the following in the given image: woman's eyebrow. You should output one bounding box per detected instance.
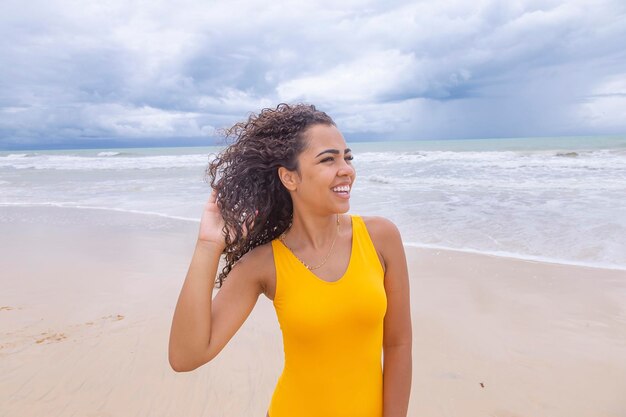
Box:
[315,148,352,158]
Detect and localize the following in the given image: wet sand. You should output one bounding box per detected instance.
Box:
[1,206,625,417]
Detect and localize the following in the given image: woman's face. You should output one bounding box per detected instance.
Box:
[288,124,356,214]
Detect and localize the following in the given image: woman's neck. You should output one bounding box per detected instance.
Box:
[286,211,339,250]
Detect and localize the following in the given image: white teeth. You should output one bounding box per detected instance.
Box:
[332,185,350,192]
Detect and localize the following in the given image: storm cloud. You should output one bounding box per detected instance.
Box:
[1,0,625,149]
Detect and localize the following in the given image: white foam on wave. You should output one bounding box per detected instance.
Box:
[354,148,626,192]
[355,149,626,169]
[403,241,626,272]
[96,151,122,157]
[366,175,394,184]
[0,153,211,170]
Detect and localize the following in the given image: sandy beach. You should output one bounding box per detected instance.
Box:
[1,205,625,417]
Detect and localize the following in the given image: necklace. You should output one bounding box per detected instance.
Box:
[279,214,340,271]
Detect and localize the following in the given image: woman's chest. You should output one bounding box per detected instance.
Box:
[272,270,387,343]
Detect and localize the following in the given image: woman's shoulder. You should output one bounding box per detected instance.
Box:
[358,215,401,241]
[356,216,402,274]
[227,240,276,298]
[236,240,275,270]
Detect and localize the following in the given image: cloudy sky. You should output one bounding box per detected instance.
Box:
[1,0,625,149]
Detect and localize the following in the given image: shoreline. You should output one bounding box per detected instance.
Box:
[1,205,626,416]
[2,202,624,272]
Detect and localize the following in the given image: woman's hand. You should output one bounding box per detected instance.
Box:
[197,189,227,248]
[197,189,255,249]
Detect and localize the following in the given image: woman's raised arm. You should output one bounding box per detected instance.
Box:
[168,191,266,372]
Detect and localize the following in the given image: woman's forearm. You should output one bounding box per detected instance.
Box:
[168,239,224,371]
[383,344,412,417]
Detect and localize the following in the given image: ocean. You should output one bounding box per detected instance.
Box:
[1,135,625,271]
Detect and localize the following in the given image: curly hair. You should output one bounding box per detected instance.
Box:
[205,103,335,287]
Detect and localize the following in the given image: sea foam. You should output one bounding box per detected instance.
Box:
[1,139,625,269]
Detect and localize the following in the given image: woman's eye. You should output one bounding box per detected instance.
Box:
[320,155,353,163]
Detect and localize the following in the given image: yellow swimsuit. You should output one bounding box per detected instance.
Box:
[268,215,387,417]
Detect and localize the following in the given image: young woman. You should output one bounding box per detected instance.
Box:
[169,103,412,417]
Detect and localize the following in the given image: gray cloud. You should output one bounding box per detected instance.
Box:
[1,0,625,149]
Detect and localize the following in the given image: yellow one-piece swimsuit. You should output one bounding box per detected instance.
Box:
[268,215,387,417]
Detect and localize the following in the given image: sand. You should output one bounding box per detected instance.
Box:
[1,206,625,417]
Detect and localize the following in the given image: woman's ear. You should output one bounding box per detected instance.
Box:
[278,166,299,191]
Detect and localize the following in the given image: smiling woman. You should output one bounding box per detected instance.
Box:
[168,103,412,417]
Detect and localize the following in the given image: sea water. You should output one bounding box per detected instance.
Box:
[1,135,625,270]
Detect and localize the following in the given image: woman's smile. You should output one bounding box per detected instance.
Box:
[331,183,351,199]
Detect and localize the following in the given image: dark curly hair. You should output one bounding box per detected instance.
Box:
[205,103,335,287]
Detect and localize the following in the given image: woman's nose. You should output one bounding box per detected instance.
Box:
[338,159,355,177]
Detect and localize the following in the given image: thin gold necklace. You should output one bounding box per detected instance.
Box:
[279,214,340,271]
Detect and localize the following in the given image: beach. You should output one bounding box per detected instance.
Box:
[2,205,625,417]
[3,1,626,414]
